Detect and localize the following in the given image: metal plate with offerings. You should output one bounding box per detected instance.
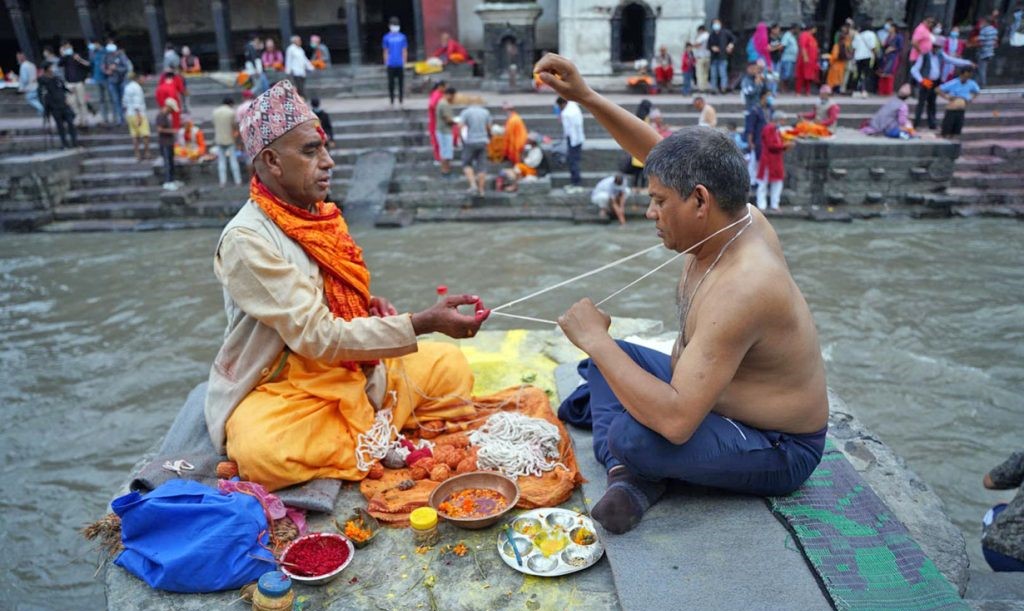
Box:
[495,508,603,577]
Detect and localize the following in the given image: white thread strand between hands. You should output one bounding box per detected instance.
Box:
[467,412,565,478]
[490,243,666,312]
[491,205,753,321]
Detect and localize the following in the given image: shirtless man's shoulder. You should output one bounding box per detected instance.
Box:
[689,212,829,434]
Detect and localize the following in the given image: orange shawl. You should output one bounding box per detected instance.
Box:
[250,177,373,367]
[504,112,528,164]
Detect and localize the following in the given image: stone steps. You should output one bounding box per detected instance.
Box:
[71,170,156,189]
[64,185,167,203]
[945,186,1024,205]
[53,201,165,221]
[950,171,1024,189]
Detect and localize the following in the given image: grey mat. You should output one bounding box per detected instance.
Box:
[556,364,831,611]
[129,382,342,513]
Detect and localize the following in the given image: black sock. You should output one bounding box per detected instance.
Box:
[590,466,665,534]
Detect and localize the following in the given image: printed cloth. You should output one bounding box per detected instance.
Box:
[238,79,317,160]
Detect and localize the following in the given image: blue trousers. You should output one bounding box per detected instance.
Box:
[983,504,1024,572]
[567,143,582,186]
[710,59,729,91]
[558,341,826,496]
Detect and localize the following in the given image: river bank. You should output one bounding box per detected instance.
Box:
[1,218,1021,608]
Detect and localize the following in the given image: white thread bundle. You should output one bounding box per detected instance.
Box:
[355,408,398,472]
[468,412,563,478]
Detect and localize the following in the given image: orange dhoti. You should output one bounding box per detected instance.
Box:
[226,342,475,491]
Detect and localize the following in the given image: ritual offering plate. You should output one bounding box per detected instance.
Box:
[279,532,355,585]
[495,508,604,577]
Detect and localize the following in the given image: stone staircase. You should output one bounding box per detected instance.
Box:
[4,91,1023,232]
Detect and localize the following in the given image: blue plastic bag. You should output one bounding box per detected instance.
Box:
[112,479,275,592]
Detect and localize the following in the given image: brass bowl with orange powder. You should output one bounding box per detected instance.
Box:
[428,471,520,529]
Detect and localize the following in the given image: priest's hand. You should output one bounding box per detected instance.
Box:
[411,294,490,339]
[558,298,612,353]
[534,53,595,105]
[369,296,398,317]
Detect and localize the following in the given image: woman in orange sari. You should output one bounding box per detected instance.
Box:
[827,25,852,90]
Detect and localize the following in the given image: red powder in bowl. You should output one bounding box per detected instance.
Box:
[283,535,350,577]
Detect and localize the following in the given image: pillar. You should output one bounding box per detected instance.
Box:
[5,0,40,62]
[74,0,101,43]
[345,0,362,66]
[411,0,425,61]
[277,0,295,45]
[211,0,233,71]
[143,0,168,74]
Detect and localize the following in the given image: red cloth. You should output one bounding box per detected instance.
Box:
[155,79,182,129]
[758,123,786,181]
[796,31,820,83]
[877,74,894,96]
[434,39,471,64]
[681,51,695,73]
[427,88,443,162]
[654,65,674,85]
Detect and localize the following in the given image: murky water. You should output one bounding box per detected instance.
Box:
[1,218,1021,609]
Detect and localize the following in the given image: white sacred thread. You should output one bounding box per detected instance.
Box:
[355,405,399,472]
[489,205,754,325]
[468,412,565,478]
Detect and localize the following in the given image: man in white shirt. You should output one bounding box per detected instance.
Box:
[122,72,150,161]
[590,174,629,224]
[851,25,879,97]
[285,35,315,99]
[693,25,711,92]
[557,96,586,192]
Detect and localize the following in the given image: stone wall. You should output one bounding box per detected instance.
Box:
[0,150,84,232]
[784,132,959,208]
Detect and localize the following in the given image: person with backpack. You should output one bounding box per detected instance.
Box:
[102,40,131,125]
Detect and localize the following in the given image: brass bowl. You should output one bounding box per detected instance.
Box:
[428,471,520,530]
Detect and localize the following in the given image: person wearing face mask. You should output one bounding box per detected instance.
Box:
[877,22,904,96]
[58,42,92,126]
[383,17,408,107]
[970,16,999,88]
[102,40,131,125]
[861,83,913,137]
[877,18,895,46]
[940,28,965,82]
[707,19,736,94]
[88,40,112,124]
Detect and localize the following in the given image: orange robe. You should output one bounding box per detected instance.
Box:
[504,112,527,164]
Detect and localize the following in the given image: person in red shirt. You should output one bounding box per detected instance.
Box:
[795,24,820,95]
[756,110,793,210]
[154,71,183,129]
[680,42,695,95]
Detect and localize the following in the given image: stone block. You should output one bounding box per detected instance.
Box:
[865,191,884,204]
[826,191,846,205]
[829,167,848,179]
[869,167,886,179]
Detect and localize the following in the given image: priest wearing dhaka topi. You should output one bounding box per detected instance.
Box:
[539,54,828,534]
[205,80,490,491]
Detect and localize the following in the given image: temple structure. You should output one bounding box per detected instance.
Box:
[0,0,703,76]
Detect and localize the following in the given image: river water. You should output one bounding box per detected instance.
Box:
[1,218,1021,609]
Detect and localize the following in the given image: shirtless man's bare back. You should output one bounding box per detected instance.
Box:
[537,53,828,534]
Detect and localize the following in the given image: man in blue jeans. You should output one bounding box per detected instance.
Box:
[537,53,829,534]
[708,18,737,93]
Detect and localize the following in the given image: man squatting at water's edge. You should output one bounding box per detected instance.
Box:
[536,53,830,534]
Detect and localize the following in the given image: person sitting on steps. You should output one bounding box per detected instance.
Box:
[536,52,829,535]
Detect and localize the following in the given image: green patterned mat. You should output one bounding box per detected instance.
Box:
[769,442,969,611]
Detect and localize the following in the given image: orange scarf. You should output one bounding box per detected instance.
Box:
[250,177,374,368]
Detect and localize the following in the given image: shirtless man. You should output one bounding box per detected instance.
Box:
[537,53,829,534]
